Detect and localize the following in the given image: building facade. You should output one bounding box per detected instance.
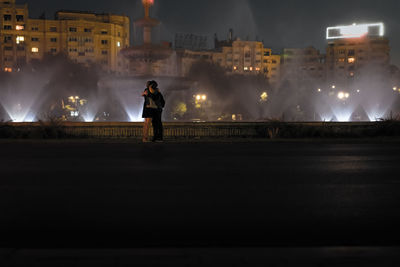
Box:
[0,0,130,74]
[326,36,390,85]
[281,46,326,85]
[177,39,281,86]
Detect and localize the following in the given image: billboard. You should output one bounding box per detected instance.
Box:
[326,23,384,40]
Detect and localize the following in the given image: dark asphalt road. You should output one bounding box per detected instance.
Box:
[1,139,400,265]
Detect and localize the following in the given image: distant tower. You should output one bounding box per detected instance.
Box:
[137,0,160,45]
[121,0,173,76]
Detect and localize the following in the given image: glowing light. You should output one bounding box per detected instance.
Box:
[16,25,24,31]
[70,111,79,117]
[337,92,349,100]
[348,57,355,63]
[196,95,201,100]
[393,87,397,91]
[126,109,144,122]
[233,66,237,70]
[31,47,39,53]
[16,36,25,44]
[260,92,268,102]
[5,104,36,122]
[201,95,207,101]
[4,67,12,72]
[117,41,121,47]
[142,0,154,6]
[82,113,96,122]
[332,85,336,89]
[317,88,322,92]
[357,89,360,93]
[327,22,384,39]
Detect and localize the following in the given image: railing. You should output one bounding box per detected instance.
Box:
[3,121,400,139]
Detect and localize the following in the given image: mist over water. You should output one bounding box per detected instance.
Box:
[0,54,398,123]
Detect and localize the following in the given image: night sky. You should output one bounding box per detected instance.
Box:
[22,0,400,66]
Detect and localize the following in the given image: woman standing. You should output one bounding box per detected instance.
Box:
[141,80,165,142]
[141,81,156,142]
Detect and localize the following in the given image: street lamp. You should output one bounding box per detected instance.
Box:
[337,91,350,100]
[195,94,207,101]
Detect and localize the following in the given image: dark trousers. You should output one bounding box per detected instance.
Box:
[152,109,163,140]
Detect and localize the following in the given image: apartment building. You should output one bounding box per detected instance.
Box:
[0,0,130,74]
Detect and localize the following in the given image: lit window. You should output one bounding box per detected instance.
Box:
[244,67,248,71]
[249,67,253,71]
[348,57,355,63]
[16,25,24,31]
[4,67,12,72]
[16,36,25,44]
[117,41,121,47]
[31,47,39,53]
[233,66,237,70]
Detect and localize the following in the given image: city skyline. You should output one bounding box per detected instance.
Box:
[23,0,400,66]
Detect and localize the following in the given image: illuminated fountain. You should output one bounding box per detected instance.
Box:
[98,0,190,122]
[0,73,44,122]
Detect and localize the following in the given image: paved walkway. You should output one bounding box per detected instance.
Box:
[1,140,400,265]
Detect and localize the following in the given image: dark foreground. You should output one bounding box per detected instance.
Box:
[1,139,400,266]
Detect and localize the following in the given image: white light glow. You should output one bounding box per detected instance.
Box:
[126,109,144,122]
[327,23,384,39]
[16,36,25,44]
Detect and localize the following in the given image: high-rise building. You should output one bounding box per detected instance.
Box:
[0,0,130,74]
[325,23,390,85]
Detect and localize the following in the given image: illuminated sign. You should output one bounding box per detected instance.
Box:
[326,23,384,39]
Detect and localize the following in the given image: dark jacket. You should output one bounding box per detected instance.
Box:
[148,90,165,110]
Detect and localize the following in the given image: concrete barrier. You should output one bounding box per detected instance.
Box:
[3,121,399,139]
